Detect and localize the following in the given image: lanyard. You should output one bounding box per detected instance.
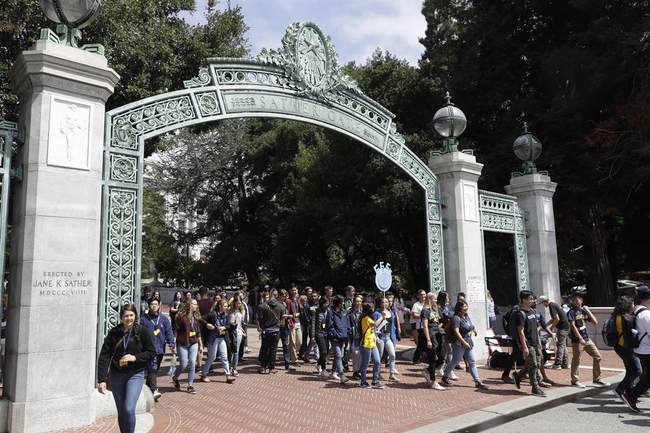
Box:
[123,328,132,351]
[149,314,160,328]
[190,317,195,332]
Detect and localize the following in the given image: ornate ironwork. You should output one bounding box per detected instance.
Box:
[184,67,212,89]
[100,22,445,338]
[109,154,137,183]
[478,190,529,291]
[101,188,137,337]
[110,96,195,150]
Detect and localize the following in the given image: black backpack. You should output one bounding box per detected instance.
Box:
[631,306,648,349]
[502,305,521,337]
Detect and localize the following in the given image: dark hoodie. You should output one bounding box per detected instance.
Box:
[97,324,156,383]
[327,309,350,341]
[257,298,286,331]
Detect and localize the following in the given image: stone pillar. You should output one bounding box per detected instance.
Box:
[6,37,118,433]
[505,173,560,302]
[429,151,488,357]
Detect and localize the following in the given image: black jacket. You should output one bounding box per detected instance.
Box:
[97,324,156,383]
[257,299,286,330]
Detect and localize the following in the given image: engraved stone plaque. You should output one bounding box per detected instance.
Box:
[48,96,91,170]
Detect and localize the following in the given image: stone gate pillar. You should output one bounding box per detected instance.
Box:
[6,33,118,432]
[505,173,561,302]
[429,150,489,357]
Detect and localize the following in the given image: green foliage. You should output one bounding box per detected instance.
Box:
[420,0,650,304]
[142,188,181,280]
[0,0,248,121]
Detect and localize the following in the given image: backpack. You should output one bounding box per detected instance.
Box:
[487,350,511,369]
[631,306,648,349]
[502,305,521,337]
[601,312,619,347]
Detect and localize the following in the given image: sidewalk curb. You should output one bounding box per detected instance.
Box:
[406,373,625,433]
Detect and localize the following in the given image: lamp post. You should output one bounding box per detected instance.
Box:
[512,121,543,175]
[39,0,102,47]
[432,91,467,153]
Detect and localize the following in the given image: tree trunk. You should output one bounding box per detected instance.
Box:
[586,205,615,306]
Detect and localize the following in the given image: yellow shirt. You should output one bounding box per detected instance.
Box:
[361,316,376,349]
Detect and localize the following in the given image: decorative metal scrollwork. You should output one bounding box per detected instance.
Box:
[111,96,196,150]
[479,190,529,290]
[184,67,212,89]
[109,155,137,183]
[100,21,446,339]
[102,188,137,336]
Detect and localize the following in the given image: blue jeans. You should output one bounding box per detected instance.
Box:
[175,343,198,386]
[376,336,396,372]
[360,346,381,385]
[231,333,243,370]
[614,345,642,394]
[443,342,480,382]
[110,369,144,433]
[331,339,345,374]
[202,337,230,376]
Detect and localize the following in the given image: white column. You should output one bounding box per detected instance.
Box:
[429,151,489,358]
[6,37,118,433]
[505,173,561,302]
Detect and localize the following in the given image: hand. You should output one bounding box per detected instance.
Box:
[522,346,529,358]
[426,340,432,349]
[462,341,471,349]
[98,382,107,394]
[171,348,176,355]
[551,332,557,340]
[206,324,215,330]
[119,354,136,364]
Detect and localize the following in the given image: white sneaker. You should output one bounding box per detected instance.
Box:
[593,379,610,387]
[339,374,349,384]
[331,372,341,381]
[432,381,446,391]
[317,365,322,373]
[390,369,400,375]
[573,381,587,388]
[319,370,330,378]
[389,373,400,382]
[421,369,432,385]
[450,371,459,381]
[153,390,162,401]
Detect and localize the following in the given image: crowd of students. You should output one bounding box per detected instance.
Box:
[96,283,650,433]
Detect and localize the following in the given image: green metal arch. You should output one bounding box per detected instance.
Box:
[98,23,445,337]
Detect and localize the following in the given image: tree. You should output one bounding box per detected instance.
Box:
[420,0,650,304]
[0,0,249,124]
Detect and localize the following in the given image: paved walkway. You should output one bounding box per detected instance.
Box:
[65,333,624,433]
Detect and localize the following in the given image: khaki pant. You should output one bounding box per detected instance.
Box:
[571,340,602,384]
[289,326,302,363]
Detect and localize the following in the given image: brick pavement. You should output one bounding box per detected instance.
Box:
[63,341,623,433]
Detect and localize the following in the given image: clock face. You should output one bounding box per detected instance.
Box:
[296,25,329,89]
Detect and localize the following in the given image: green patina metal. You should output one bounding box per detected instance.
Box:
[99,22,445,338]
[478,190,529,291]
[0,120,17,323]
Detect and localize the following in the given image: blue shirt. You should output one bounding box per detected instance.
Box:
[140,313,175,354]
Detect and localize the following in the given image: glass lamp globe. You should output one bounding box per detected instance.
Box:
[40,0,102,29]
[432,92,467,138]
[513,124,543,162]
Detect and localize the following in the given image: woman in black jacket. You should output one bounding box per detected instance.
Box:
[97,304,156,433]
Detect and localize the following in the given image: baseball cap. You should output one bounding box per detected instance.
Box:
[637,285,650,300]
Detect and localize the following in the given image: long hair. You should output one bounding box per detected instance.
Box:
[454,300,468,316]
[211,299,226,313]
[361,302,374,320]
[424,292,438,309]
[173,291,182,301]
[120,303,141,336]
[437,291,449,306]
[179,300,202,321]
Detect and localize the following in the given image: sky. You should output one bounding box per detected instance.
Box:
[180,0,427,65]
